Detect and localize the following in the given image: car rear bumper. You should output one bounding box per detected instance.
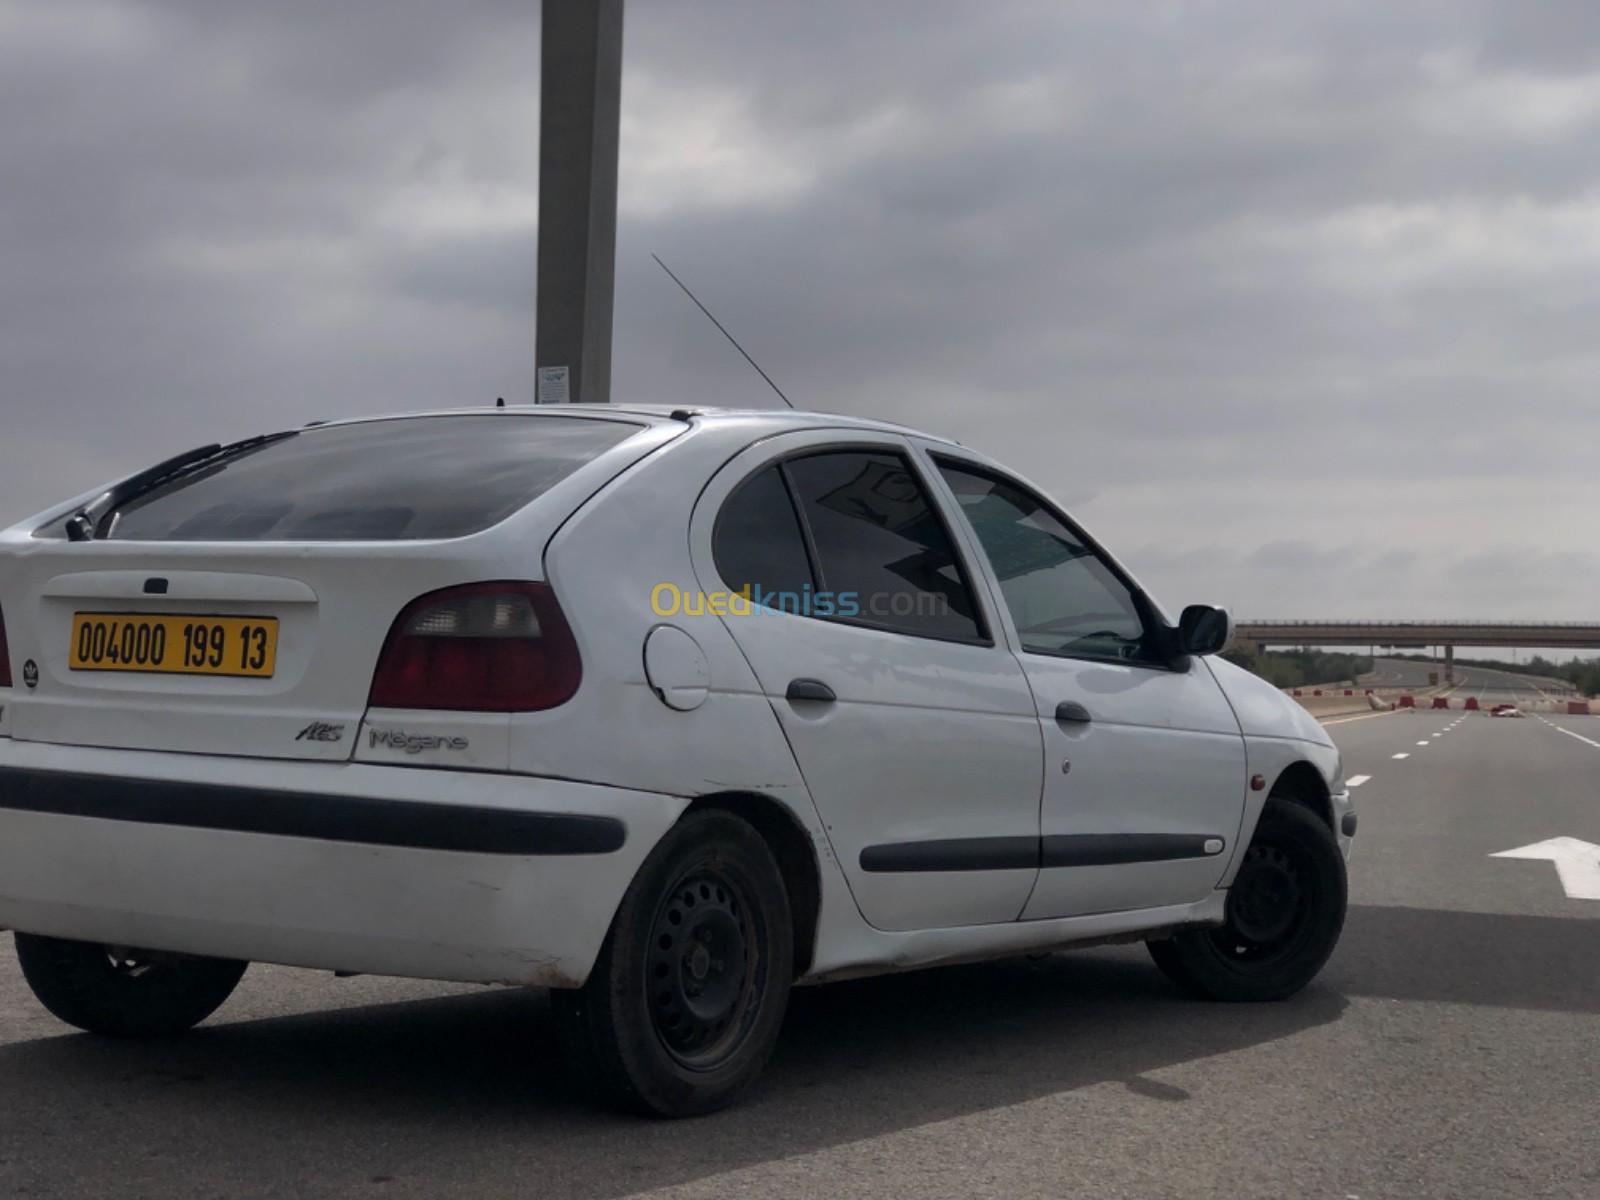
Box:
[0,741,687,987]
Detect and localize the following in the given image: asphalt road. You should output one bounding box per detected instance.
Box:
[3,701,1598,1199]
[1366,656,1577,704]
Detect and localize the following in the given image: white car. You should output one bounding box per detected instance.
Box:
[0,406,1353,1115]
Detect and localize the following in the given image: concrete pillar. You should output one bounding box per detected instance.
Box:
[535,0,625,405]
[1444,644,1454,683]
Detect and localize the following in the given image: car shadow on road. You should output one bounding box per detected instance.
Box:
[0,947,1344,1199]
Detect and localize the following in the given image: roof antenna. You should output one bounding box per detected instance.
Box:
[651,253,795,410]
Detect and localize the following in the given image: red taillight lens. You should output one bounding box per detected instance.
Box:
[0,605,11,688]
[369,582,581,712]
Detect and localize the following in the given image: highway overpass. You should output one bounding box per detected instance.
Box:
[1233,621,1600,681]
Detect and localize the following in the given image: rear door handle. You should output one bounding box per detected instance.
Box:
[786,678,837,704]
[1055,700,1092,725]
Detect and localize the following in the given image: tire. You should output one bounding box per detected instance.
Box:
[553,809,794,1117]
[1147,798,1346,1001]
[14,933,247,1037]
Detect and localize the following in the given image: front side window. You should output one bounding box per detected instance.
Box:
[936,461,1154,663]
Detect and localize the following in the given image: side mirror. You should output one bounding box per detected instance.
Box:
[1177,604,1233,657]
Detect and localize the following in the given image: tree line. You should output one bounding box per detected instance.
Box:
[1221,648,1374,690]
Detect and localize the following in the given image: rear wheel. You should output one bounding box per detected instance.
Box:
[1147,797,1346,1001]
[14,933,247,1036]
[553,810,793,1117]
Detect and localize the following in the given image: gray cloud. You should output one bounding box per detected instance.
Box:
[3,0,1597,622]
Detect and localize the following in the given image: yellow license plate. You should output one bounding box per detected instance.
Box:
[69,613,279,678]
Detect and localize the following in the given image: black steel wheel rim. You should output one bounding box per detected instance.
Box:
[646,866,764,1071]
[1214,841,1314,964]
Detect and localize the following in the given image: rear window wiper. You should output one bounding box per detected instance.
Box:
[65,431,299,542]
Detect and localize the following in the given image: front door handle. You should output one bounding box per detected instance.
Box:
[1055,700,1092,725]
[787,678,837,704]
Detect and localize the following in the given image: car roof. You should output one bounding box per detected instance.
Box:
[307,404,965,448]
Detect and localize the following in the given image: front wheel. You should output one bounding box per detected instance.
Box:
[553,809,793,1117]
[1148,798,1347,1001]
[14,933,248,1036]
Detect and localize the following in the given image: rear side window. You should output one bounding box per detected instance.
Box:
[713,465,817,600]
[95,416,641,542]
[783,451,985,643]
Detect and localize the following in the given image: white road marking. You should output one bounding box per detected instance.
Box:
[1321,710,1400,726]
[1553,725,1600,750]
[1392,752,1409,760]
[1416,741,1429,746]
[1345,775,1371,788]
[1491,838,1600,901]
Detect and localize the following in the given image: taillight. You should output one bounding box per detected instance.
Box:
[369,582,581,712]
[0,605,11,688]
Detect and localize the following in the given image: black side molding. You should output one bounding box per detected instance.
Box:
[0,767,626,856]
[860,836,1038,873]
[1041,833,1221,867]
[860,833,1224,873]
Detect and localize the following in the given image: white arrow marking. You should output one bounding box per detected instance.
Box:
[1491,838,1600,901]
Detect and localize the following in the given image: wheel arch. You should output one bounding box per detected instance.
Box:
[1269,760,1333,832]
[1218,736,1342,888]
[682,791,823,979]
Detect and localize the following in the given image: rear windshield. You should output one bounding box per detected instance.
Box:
[66,415,643,542]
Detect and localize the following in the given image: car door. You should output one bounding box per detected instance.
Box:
[923,449,1248,919]
[689,432,1044,932]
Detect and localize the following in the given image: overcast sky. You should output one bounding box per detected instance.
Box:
[2,0,1597,622]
